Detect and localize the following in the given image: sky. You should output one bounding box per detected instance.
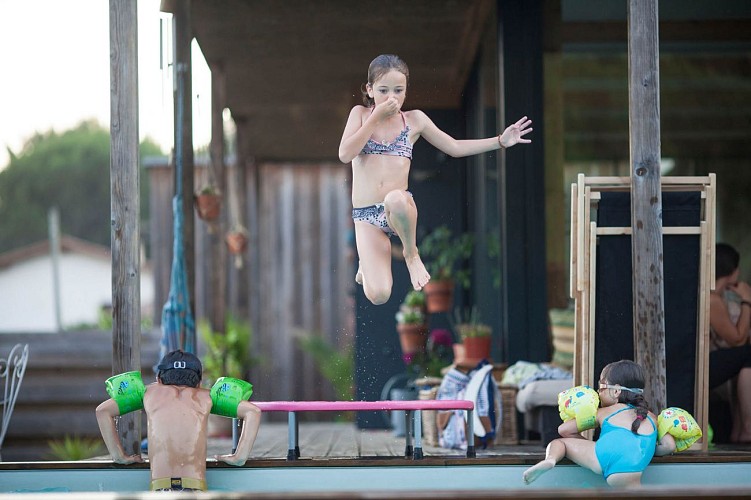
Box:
[0,0,211,169]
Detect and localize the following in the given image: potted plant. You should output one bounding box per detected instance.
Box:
[194,184,222,221]
[199,316,254,436]
[419,226,473,313]
[225,225,249,268]
[453,307,492,363]
[395,290,428,357]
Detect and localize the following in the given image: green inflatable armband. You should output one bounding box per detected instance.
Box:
[210,377,253,418]
[105,371,146,415]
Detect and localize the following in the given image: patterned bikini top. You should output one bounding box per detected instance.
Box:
[360,111,413,159]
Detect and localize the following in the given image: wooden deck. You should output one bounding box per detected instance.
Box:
[208,422,544,462]
[205,422,751,465]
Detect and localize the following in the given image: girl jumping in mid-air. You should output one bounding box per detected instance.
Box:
[523,360,677,488]
[339,54,532,305]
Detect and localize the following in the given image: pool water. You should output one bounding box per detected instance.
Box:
[3,462,751,493]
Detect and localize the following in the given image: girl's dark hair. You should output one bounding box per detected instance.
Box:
[601,359,650,433]
[716,243,740,279]
[361,54,409,107]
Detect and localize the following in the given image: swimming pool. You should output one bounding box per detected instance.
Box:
[2,460,751,495]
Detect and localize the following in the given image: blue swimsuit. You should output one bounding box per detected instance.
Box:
[595,405,657,478]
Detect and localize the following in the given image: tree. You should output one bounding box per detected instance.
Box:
[0,120,162,253]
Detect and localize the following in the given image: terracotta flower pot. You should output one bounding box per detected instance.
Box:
[463,335,492,360]
[194,193,221,221]
[396,323,428,355]
[225,231,248,254]
[422,280,454,313]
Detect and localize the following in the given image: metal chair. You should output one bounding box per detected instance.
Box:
[0,344,29,460]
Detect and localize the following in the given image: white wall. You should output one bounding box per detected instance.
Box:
[0,253,154,333]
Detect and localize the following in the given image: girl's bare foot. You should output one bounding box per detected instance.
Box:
[404,254,430,290]
[523,459,555,485]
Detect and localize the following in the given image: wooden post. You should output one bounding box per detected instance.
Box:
[109,0,141,455]
[209,64,227,335]
[174,0,195,325]
[628,0,666,410]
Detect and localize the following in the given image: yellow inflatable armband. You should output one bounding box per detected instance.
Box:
[658,407,702,452]
[558,385,599,432]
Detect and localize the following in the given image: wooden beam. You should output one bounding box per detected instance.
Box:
[174,0,196,338]
[208,63,227,335]
[109,0,141,455]
[628,1,666,410]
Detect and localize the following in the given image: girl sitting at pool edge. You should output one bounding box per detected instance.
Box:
[339,54,532,305]
[523,360,678,488]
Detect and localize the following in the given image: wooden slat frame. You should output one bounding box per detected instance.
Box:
[569,175,715,450]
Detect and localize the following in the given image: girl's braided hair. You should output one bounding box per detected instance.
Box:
[602,359,650,433]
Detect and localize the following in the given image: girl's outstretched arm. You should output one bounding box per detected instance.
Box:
[413,111,532,158]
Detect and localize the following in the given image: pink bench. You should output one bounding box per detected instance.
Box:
[253,400,476,460]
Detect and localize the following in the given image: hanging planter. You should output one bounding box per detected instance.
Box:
[226,227,249,269]
[194,186,222,221]
[226,230,248,254]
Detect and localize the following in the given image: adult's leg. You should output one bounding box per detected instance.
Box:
[354,221,393,305]
[708,345,751,389]
[709,346,751,442]
[523,437,600,484]
[383,190,430,290]
[734,367,751,442]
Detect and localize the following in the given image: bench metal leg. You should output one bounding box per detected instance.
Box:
[466,409,476,458]
[296,414,300,457]
[287,412,298,460]
[404,409,413,458]
[231,417,240,453]
[413,409,423,460]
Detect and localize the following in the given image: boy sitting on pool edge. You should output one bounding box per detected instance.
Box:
[96,350,261,492]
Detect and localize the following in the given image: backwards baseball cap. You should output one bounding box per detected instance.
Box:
[156,350,202,378]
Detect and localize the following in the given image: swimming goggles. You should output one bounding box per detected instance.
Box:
[598,383,644,394]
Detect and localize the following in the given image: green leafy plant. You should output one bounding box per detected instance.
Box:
[395,290,426,325]
[403,290,426,308]
[199,316,255,386]
[453,306,491,339]
[420,225,474,287]
[47,435,104,461]
[197,184,219,196]
[297,334,354,401]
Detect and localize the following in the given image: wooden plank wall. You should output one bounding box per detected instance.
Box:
[148,161,355,412]
[0,331,161,461]
[249,163,355,410]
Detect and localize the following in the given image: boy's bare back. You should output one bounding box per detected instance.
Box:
[144,383,213,481]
